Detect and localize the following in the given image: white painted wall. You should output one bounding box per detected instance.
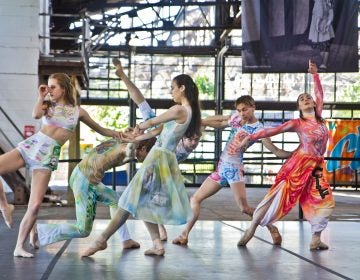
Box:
[0,0,40,150]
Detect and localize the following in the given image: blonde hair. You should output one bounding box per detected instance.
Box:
[49,73,77,106]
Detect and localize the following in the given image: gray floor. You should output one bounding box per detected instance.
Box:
[1,187,359,280]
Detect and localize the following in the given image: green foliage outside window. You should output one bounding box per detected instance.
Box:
[195,75,214,99]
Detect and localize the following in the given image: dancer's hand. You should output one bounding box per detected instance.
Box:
[120,132,139,143]
[124,127,134,133]
[239,135,250,150]
[308,60,318,74]
[113,58,125,78]
[38,85,49,100]
[112,130,122,139]
[134,124,145,136]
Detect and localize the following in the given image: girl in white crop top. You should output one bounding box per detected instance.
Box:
[82,74,202,258]
[0,73,119,258]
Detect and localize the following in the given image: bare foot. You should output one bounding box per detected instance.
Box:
[1,204,15,229]
[310,241,329,251]
[29,230,39,249]
[172,235,188,246]
[237,229,254,246]
[122,239,140,249]
[81,239,107,257]
[144,247,165,256]
[13,248,34,258]
[158,225,168,241]
[267,225,282,245]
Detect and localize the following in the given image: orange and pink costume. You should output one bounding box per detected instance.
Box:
[249,73,335,233]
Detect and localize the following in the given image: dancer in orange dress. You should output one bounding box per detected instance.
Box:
[238,61,335,250]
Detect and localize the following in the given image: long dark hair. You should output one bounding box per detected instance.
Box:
[172,74,201,138]
[296,93,324,123]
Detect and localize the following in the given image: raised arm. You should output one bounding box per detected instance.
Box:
[308,61,323,116]
[113,58,156,123]
[113,58,145,105]
[79,107,119,138]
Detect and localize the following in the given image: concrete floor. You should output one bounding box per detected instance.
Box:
[0,187,359,280]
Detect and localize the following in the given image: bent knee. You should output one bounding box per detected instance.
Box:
[77,228,91,238]
[190,195,200,205]
[190,195,204,209]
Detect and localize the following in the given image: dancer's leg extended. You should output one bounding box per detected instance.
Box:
[95,181,139,249]
[172,178,221,245]
[230,181,282,245]
[109,207,140,249]
[14,169,51,257]
[300,180,334,250]
[229,181,254,216]
[81,207,130,257]
[0,150,26,229]
[237,197,273,246]
[37,177,99,246]
[0,179,15,229]
[307,210,332,250]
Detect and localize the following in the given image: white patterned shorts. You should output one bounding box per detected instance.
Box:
[17,131,61,171]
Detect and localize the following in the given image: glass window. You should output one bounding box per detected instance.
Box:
[225,56,249,99]
[309,72,334,102]
[335,73,360,102]
[252,73,280,101]
[279,73,305,101]
[332,110,353,119]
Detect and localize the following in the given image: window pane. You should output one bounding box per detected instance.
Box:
[279,73,305,101]
[335,73,360,102]
[252,73,280,101]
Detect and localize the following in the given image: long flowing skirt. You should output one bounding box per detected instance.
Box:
[118,147,192,225]
[255,150,335,230]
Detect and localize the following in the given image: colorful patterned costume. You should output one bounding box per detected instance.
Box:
[208,113,264,187]
[37,101,193,245]
[118,106,193,225]
[37,139,133,246]
[17,103,79,171]
[249,74,335,233]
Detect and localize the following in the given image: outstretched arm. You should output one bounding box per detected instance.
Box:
[238,120,298,151]
[138,105,188,130]
[201,115,230,129]
[113,58,155,122]
[261,138,292,159]
[113,58,145,105]
[308,61,323,116]
[79,107,120,138]
[122,125,163,142]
